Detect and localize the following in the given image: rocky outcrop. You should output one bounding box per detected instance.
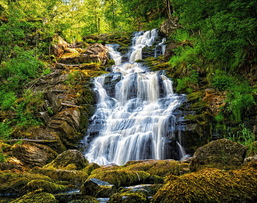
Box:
[190,138,247,171]
[1,37,111,169]
[11,143,58,168]
[43,150,88,170]
[58,43,109,65]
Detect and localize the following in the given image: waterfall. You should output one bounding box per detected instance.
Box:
[84,29,186,165]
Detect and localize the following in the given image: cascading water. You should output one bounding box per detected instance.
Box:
[84,29,186,165]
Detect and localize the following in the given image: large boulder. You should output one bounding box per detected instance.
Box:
[152,168,257,203]
[190,138,247,171]
[43,149,88,170]
[87,169,151,187]
[31,167,88,185]
[81,178,116,197]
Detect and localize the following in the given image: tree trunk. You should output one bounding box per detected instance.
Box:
[163,0,172,19]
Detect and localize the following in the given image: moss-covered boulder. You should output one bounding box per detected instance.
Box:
[31,167,88,185]
[108,192,149,203]
[10,190,57,203]
[82,163,100,175]
[81,178,116,197]
[123,159,190,177]
[87,170,150,187]
[190,138,247,171]
[25,179,70,193]
[43,149,88,170]
[152,168,257,203]
[0,171,52,196]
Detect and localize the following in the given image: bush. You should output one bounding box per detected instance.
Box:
[226,82,256,122]
[211,70,236,91]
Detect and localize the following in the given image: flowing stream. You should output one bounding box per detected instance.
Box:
[84,29,186,165]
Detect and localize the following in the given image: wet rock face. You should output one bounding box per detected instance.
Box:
[43,150,89,170]
[81,178,116,197]
[102,72,122,98]
[190,138,247,171]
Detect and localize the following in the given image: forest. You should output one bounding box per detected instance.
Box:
[0,0,257,202]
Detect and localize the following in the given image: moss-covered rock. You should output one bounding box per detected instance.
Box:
[81,178,116,197]
[25,179,70,193]
[152,168,257,203]
[0,171,52,195]
[43,149,88,170]
[10,190,57,203]
[82,163,100,175]
[123,159,190,177]
[190,138,247,171]
[87,170,150,187]
[108,191,149,203]
[31,167,88,185]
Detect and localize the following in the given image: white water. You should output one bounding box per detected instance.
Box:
[84,29,186,165]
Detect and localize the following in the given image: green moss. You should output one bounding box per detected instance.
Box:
[87,170,150,187]
[82,163,100,175]
[26,179,70,193]
[246,141,257,157]
[10,190,57,203]
[123,160,190,177]
[0,172,53,195]
[152,168,257,203]
[79,63,101,70]
[31,168,88,185]
[190,138,247,171]
[185,112,210,125]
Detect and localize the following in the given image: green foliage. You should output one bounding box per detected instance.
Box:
[211,71,236,91]
[227,124,255,149]
[175,70,199,93]
[0,153,5,162]
[0,121,12,140]
[226,83,256,122]
[14,90,44,128]
[211,71,256,123]
[172,0,257,71]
